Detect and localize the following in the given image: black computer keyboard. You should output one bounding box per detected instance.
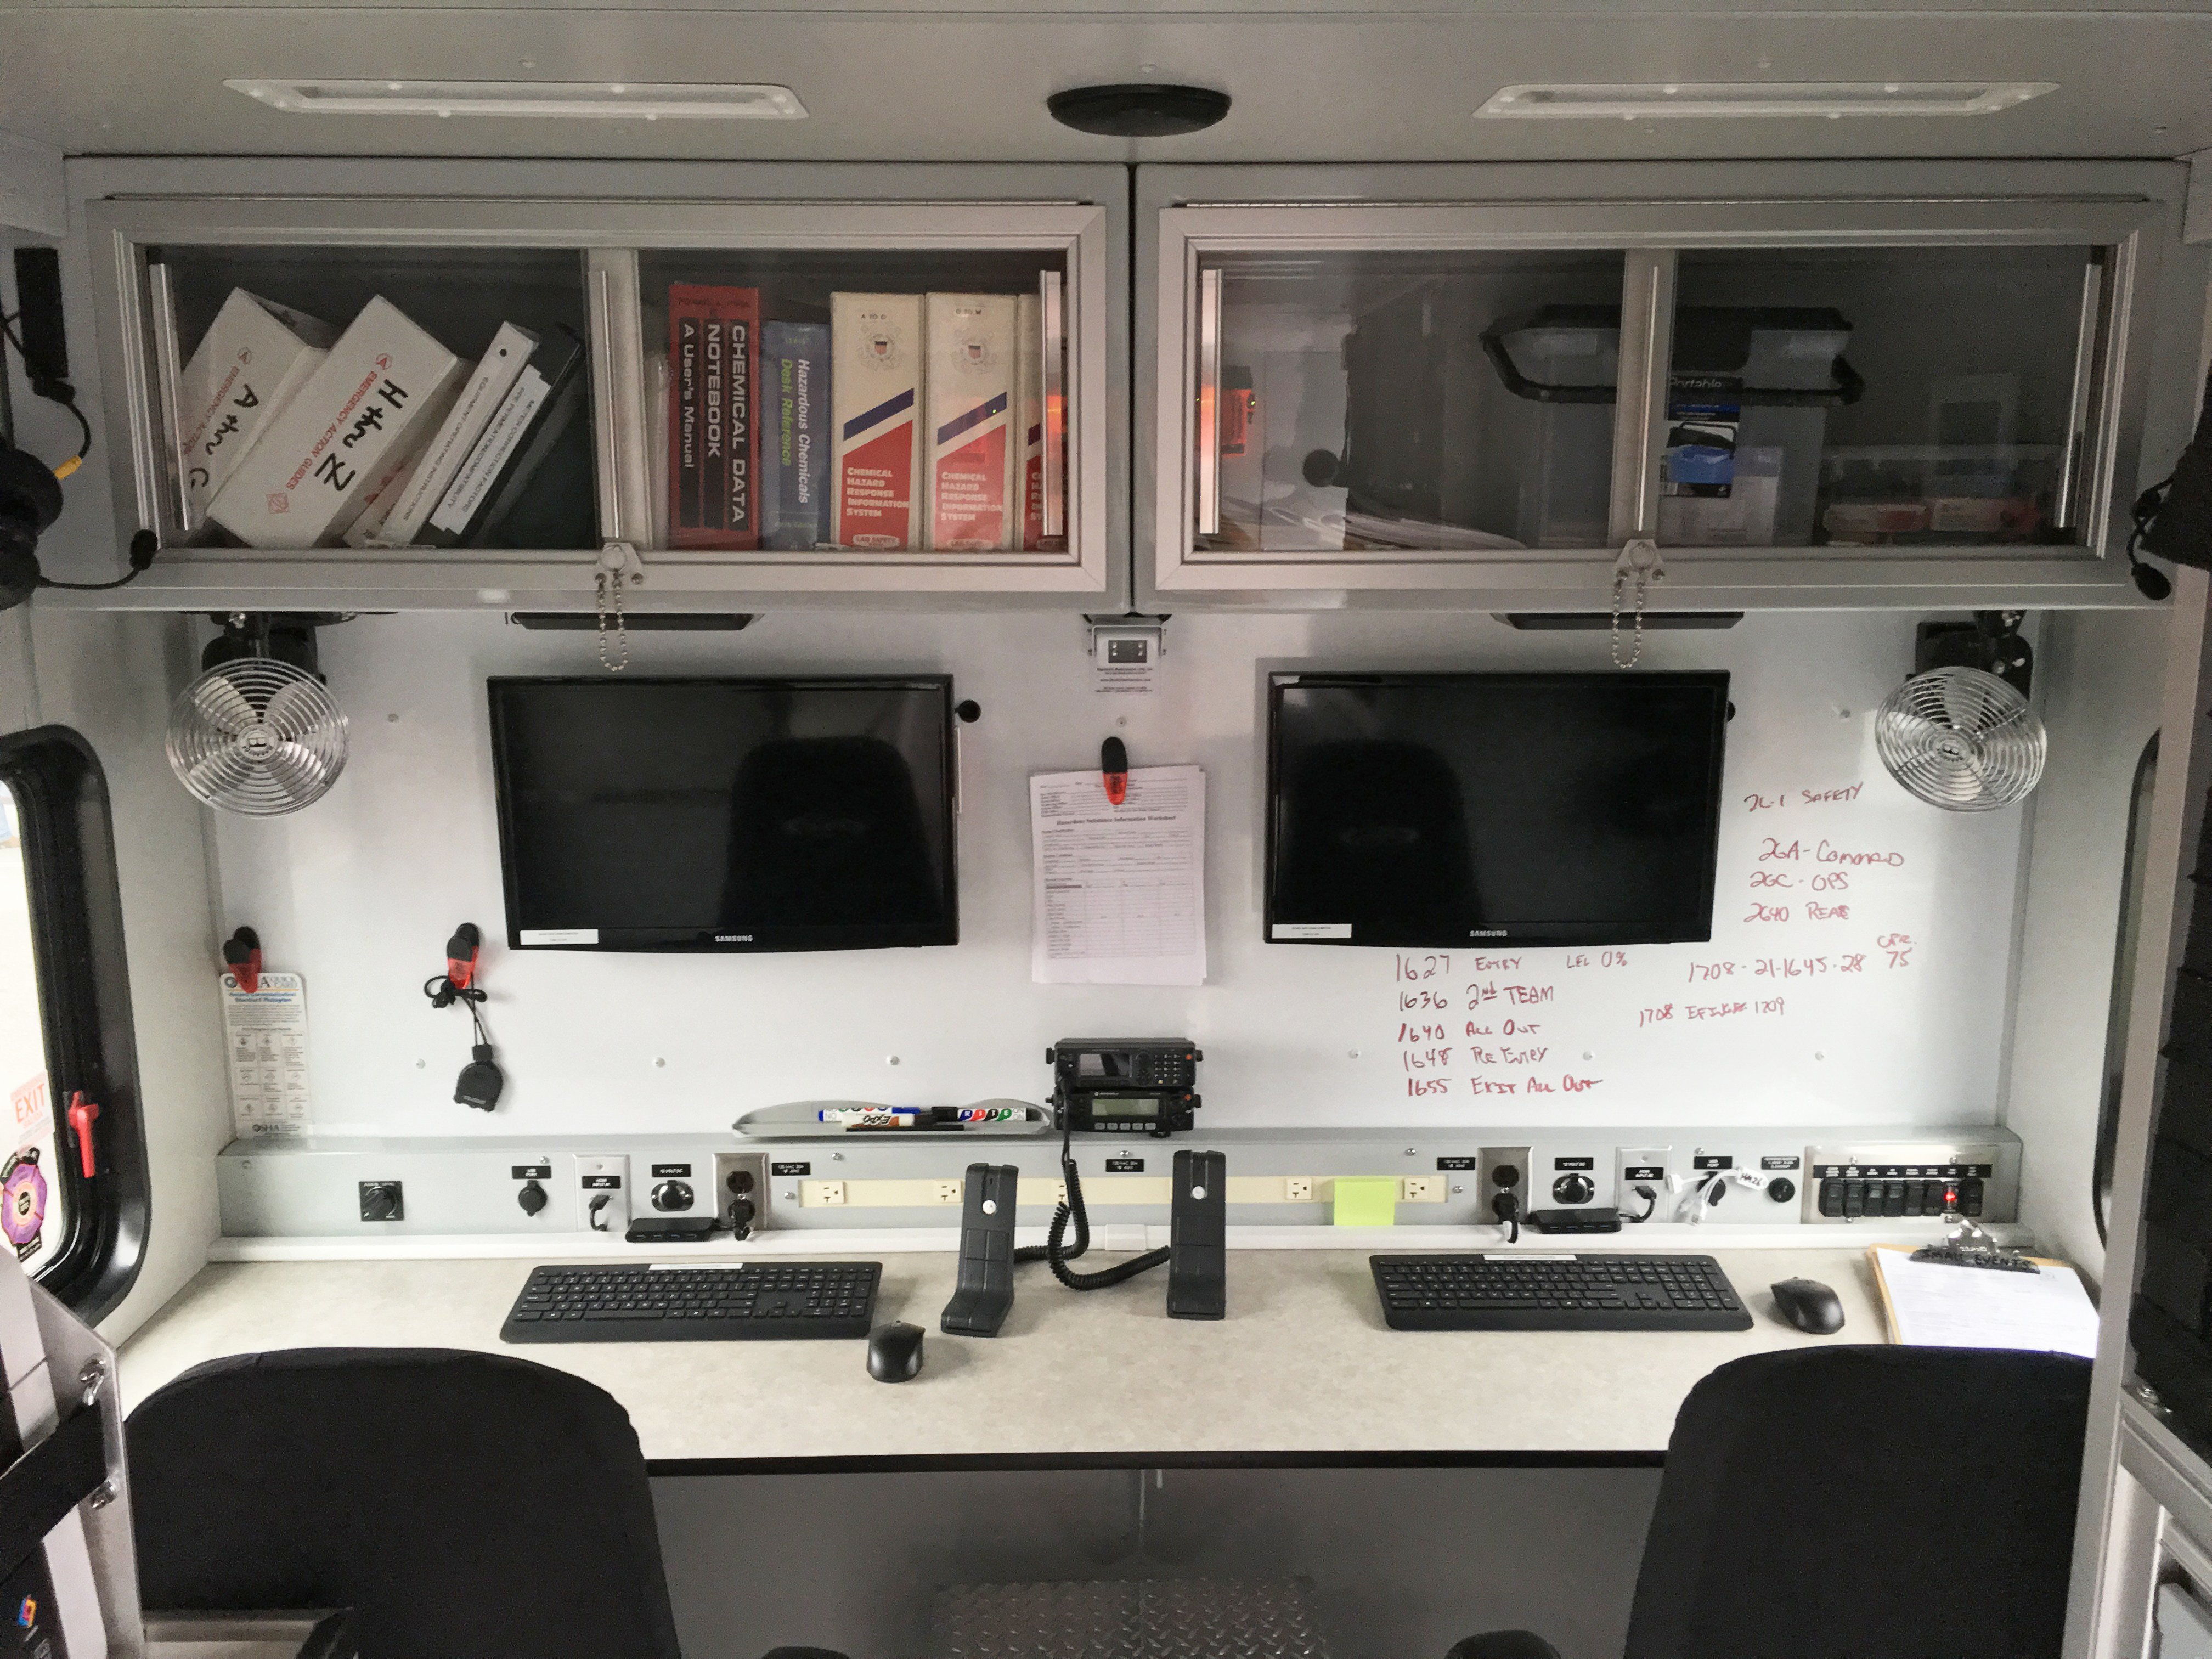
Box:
[500,1261,881,1342]
[1370,1253,1752,1331]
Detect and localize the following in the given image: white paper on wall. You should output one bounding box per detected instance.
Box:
[222,971,311,1139]
[1031,766,1206,986]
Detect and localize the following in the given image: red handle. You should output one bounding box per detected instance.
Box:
[65,1092,98,1178]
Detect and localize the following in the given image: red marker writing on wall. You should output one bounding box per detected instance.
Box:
[1101,736,1129,807]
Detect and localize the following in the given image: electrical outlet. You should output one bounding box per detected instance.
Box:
[575,1154,629,1234]
[932,1180,965,1206]
[803,1180,848,1206]
[1477,1146,1531,1228]
[713,1150,768,1235]
[1285,1177,1314,1203]
[1400,1176,1443,1204]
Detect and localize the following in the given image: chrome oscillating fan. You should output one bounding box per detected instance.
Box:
[1875,665,2046,812]
[167,654,348,815]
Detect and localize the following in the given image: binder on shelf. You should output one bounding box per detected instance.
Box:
[667,283,760,550]
[644,352,670,549]
[370,320,538,546]
[832,292,923,550]
[175,287,336,532]
[342,369,473,548]
[421,326,586,548]
[760,321,830,551]
[1015,292,1044,551]
[340,437,423,550]
[925,292,1018,551]
[465,364,592,550]
[206,295,464,549]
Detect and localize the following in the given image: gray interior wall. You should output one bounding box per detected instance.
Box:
[2001,607,2172,1280]
[652,1466,1662,1659]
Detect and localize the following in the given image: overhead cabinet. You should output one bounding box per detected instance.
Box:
[74,161,1124,610]
[1137,162,2205,611]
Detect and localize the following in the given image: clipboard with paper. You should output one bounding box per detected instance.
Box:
[1867,1239,2099,1357]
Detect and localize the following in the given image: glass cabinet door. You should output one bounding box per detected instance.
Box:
[1149,180,2166,606]
[83,180,1118,606]
[1655,245,2108,551]
[630,247,1067,558]
[148,242,599,554]
[1191,250,1626,555]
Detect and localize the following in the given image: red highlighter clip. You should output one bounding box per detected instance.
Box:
[222,925,262,995]
[446,923,483,991]
[1101,736,1129,807]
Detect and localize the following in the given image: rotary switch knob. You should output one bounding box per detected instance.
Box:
[1551,1172,1596,1205]
[652,1180,694,1213]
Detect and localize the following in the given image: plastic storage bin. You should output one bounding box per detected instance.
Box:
[1483,304,1860,547]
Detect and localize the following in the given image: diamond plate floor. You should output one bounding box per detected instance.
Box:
[928,1577,1334,1659]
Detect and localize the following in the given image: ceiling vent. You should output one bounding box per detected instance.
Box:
[1475,81,2057,121]
[224,79,809,121]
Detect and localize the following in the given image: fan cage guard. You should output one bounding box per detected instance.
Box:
[1875,665,2045,812]
[167,658,348,816]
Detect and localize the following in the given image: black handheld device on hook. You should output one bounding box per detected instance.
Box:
[425,922,504,1111]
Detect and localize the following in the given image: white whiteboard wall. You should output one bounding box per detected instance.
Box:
[206,608,2023,1138]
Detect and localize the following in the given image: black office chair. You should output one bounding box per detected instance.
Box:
[127,1347,684,1659]
[1451,1346,2094,1659]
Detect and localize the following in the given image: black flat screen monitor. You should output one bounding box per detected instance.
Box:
[489,676,957,952]
[1266,671,1729,947]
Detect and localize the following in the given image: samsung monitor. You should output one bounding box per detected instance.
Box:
[489,676,957,952]
[1266,670,1730,947]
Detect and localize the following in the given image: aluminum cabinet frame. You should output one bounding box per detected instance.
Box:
[1136,160,2206,613]
[64,158,1126,613]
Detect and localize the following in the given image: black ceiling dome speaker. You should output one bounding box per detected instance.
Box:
[1048,83,1230,137]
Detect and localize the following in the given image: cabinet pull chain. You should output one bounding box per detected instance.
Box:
[1611,539,1664,670]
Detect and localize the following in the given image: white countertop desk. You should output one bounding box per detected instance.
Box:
[116,1245,1894,1470]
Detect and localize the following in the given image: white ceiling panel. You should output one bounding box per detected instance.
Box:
[0,7,2207,163]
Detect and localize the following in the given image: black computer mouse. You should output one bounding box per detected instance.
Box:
[867,1321,926,1383]
[1771,1278,1846,1335]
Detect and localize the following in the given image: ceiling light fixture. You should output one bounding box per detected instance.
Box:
[1475,80,2056,120]
[224,78,808,120]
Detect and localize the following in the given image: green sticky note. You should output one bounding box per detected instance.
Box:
[1333,1176,1399,1227]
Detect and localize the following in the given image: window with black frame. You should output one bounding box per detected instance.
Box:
[0,727,145,1319]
